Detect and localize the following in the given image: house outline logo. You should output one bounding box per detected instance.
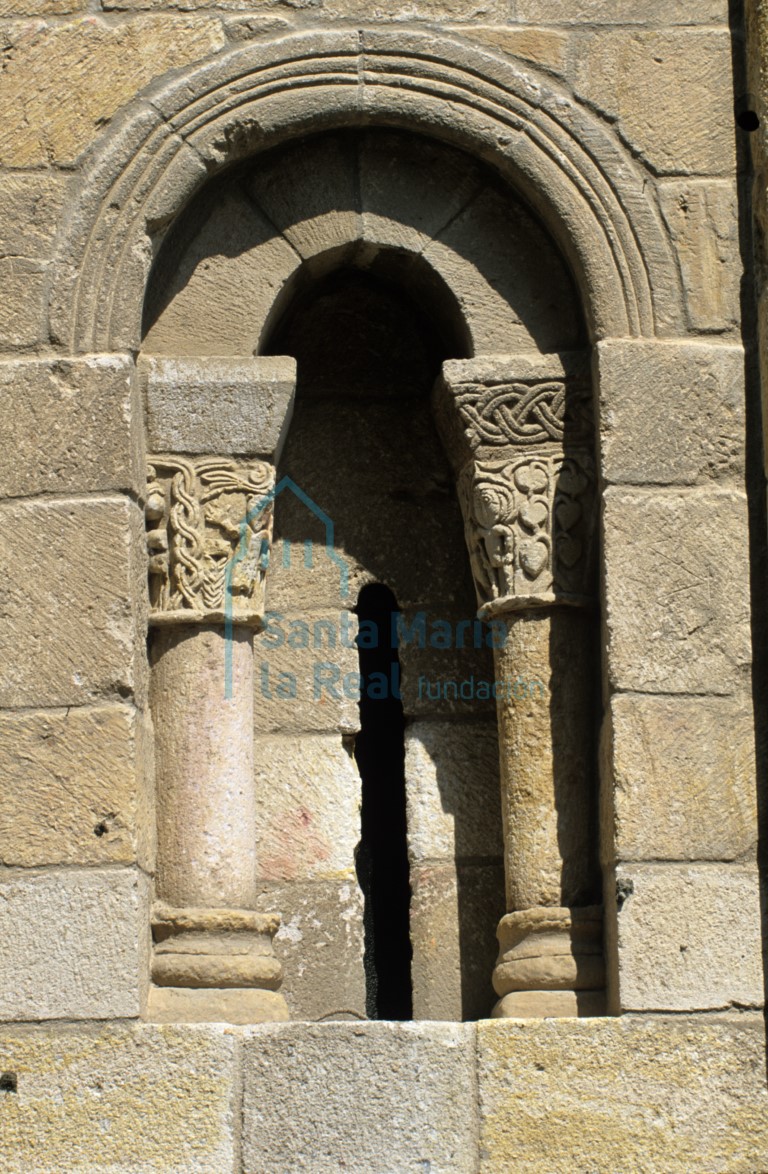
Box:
[223,475,351,697]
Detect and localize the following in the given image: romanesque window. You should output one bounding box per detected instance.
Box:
[141,129,603,1022]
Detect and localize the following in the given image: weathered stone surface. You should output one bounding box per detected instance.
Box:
[145,457,273,629]
[0,868,149,1020]
[149,903,287,1009]
[146,985,288,1023]
[477,1015,768,1173]
[150,934,283,990]
[659,180,741,332]
[223,14,293,39]
[0,0,85,12]
[255,608,361,735]
[405,720,502,861]
[422,184,583,352]
[603,489,751,694]
[597,341,744,485]
[494,610,601,911]
[510,0,727,21]
[0,1023,237,1172]
[0,355,142,498]
[106,0,267,8]
[398,609,499,720]
[493,906,605,999]
[143,355,296,458]
[610,864,763,1012]
[253,733,360,882]
[0,704,153,869]
[0,497,146,708]
[45,100,166,350]
[256,876,365,1021]
[142,188,299,357]
[410,860,504,1023]
[304,0,507,16]
[603,694,757,863]
[492,989,606,1018]
[573,30,736,175]
[458,26,567,74]
[246,131,360,261]
[0,257,45,347]
[358,129,484,257]
[0,171,69,256]
[111,0,502,10]
[273,395,458,488]
[0,16,226,167]
[410,861,463,1022]
[146,127,583,357]
[267,397,432,614]
[242,1021,478,1173]
[266,397,475,614]
[265,531,363,613]
[151,627,258,910]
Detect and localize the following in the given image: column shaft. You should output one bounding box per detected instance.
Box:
[151,624,256,910]
[493,607,599,913]
[435,353,605,1015]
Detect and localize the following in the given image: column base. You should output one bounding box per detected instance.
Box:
[491,989,606,1019]
[492,905,605,1015]
[146,985,289,1024]
[151,902,284,990]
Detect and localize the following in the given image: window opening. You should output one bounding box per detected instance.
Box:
[354,583,412,1021]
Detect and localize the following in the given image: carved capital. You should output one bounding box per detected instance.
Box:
[458,451,596,615]
[435,354,596,615]
[435,352,592,465]
[145,455,275,628]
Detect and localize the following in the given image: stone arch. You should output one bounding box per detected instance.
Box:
[65,28,688,1022]
[138,119,604,1019]
[48,30,685,355]
[141,127,586,359]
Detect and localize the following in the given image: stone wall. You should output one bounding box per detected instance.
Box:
[0,0,765,1169]
[2,1018,768,1172]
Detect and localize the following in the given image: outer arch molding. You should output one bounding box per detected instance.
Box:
[49,29,685,353]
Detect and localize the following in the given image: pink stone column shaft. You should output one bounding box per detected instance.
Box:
[151,624,256,910]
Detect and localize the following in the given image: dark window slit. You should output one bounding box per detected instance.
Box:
[354,582,413,1021]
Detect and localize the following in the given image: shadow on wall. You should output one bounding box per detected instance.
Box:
[140,126,588,1021]
[265,263,504,1021]
[141,127,586,360]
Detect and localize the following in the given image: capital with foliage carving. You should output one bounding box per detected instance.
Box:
[145,455,275,629]
[434,353,596,616]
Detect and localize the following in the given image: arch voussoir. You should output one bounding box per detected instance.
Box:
[49,30,685,354]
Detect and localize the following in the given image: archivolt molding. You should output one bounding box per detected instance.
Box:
[49,29,685,354]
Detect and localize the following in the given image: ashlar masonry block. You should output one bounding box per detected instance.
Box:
[573,30,736,176]
[477,1015,768,1173]
[0,497,147,708]
[0,171,69,257]
[405,719,503,862]
[242,1022,478,1173]
[253,733,361,883]
[0,704,153,869]
[0,16,226,168]
[608,863,763,1012]
[0,1023,237,1173]
[602,488,751,694]
[602,693,757,864]
[0,867,149,1021]
[596,341,744,486]
[0,355,142,499]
